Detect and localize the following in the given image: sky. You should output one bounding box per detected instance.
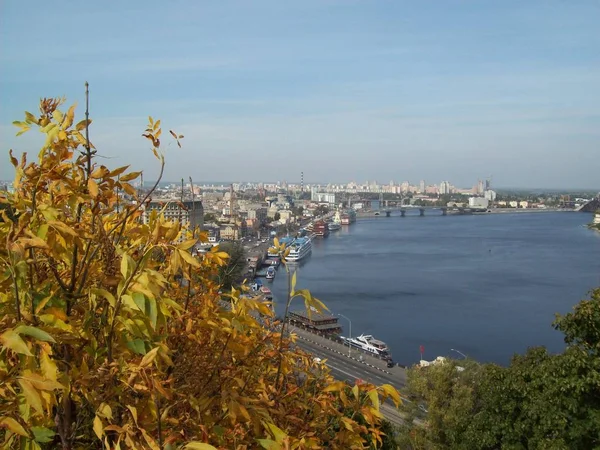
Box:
[1,0,599,189]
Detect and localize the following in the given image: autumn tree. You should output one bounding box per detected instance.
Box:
[0,94,400,449]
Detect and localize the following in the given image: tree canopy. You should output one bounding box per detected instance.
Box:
[397,288,600,449]
[0,97,400,449]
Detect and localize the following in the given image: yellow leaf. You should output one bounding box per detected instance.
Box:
[184,443,218,450]
[93,415,103,439]
[291,270,297,294]
[0,417,29,437]
[380,384,401,407]
[120,182,137,196]
[109,165,130,177]
[120,254,131,279]
[20,373,63,391]
[19,236,50,250]
[126,405,138,425]
[324,381,346,392]
[368,388,380,410]
[140,428,160,450]
[352,384,359,400]
[58,130,67,140]
[257,440,282,450]
[52,110,64,123]
[177,238,198,251]
[40,351,58,382]
[88,178,99,198]
[18,379,43,414]
[1,329,33,356]
[274,237,280,249]
[140,346,159,368]
[63,104,76,128]
[119,171,142,182]
[91,166,110,179]
[24,111,38,124]
[340,417,354,431]
[179,249,200,268]
[75,119,91,131]
[264,422,287,443]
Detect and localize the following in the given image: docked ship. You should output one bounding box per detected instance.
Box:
[343,334,391,359]
[340,209,356,225]
[313,220,330,237]
[328,221,341,231]
[267,236,294,257]
[286,236,312,262]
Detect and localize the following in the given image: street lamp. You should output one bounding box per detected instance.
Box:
[337,313,352,357]
[450,348,467,359]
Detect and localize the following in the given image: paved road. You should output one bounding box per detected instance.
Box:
[288,326,425,427]
[290,325,407,389]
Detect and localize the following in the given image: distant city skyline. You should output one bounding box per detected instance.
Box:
[1,1,599,189]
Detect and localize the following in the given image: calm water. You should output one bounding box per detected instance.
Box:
[269,212,600,366]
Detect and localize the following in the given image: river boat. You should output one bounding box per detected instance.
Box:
[328,221,341,231]
[343,334,391,359]
[260,286,273,300]
[264,258,280,267]
[286,237,312,262]
[266,266,276,280]
[340,209,357,225]
[313,220,330,237]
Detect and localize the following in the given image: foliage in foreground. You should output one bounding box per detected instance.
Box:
[396,288,600,450]
[0,98,400,449]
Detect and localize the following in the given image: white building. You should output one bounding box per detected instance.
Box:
[594,211,600,225]
[311,192,336,204]
[484,190,497,201]
[439,181,451,195]
[468,197,489,211]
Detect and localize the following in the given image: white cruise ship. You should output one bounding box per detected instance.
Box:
[285,237,312,262]
[344,334,391,359]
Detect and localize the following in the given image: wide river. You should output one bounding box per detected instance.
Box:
[268,211,600,366]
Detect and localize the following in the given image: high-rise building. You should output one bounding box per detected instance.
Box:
[477,179,485,195]
[439,181,451,195]
[419,180,426,193]
[142,198,204,232]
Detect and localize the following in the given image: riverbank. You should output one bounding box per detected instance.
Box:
[356,207,576,219]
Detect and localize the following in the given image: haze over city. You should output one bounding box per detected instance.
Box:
[1,1,599,189]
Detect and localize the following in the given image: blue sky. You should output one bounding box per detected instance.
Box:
[1,0,599,189]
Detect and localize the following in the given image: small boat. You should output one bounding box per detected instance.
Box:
[328,222,341,231]
[342,334,392,359]
[266,266,276,280]
[260,286,273,300]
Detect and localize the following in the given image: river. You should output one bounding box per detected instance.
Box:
[268,211,600,366]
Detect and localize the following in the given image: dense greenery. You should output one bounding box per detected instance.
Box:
[215,241,246,289]
[0,98,400,449]
[203,212,218,223]
[397,288,600,449]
